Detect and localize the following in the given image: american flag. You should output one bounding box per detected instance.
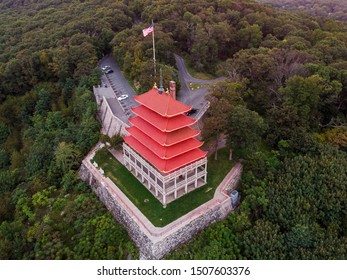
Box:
[142,24,154,37]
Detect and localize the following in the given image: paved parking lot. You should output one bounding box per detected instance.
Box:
[99,55,137,119]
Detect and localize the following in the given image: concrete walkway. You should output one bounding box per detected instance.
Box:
[109,147,124,164]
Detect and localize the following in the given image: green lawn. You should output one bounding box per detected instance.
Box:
[188,82,210,91]
[93,147,234,227]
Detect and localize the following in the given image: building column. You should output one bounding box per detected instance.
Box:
[163,193,166,206]
[128,155,132,171]
[163,179,167,201]
[155,177,158,197]
[148,169,151,190]
[126,151,130,169]
[195,165,198,188]
[174,177,177,199]
[139,161,144,182]
[122,146,126,167]
[184,173,188,193]
[134,158,138,176]
[204,162,207,182]
[128,149,132,171]
[185,171,188,192]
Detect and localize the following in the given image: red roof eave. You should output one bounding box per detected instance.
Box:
[131,105,197,132]
[128,116,200,146]
[126,127,204,159]
[124,137,207,173]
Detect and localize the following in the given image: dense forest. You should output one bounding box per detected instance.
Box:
[257,0,347,22]
[0,0,346,259]
[0,0,137,259]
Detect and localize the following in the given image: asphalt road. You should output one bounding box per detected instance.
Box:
[174,54,225,111]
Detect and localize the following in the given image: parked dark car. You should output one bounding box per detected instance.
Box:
[185,108,197,116]
[104,69,113,74]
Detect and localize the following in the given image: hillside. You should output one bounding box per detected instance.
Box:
[0,0,346,260]
[0,0,137,259]
[257,0,347,22]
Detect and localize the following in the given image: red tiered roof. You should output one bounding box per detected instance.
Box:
[125,87,207,173]
[134,88,191,117]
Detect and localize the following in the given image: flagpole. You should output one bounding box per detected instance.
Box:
[152,19,156,79]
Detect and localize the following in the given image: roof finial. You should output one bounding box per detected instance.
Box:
[159,67,164,94]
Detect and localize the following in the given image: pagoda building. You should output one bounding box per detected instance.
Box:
[123,83,207,206]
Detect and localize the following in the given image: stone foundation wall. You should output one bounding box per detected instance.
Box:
[79,157,241,259]
[99,97,129,137]
[147,199,233,259]
[80,163,153,255]
[222,166,243,195]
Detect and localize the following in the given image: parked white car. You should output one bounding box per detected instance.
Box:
[117,94,128,101]
[101,65,111,71]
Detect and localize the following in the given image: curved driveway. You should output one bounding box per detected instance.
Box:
[174,54,225,86]
[174,54,225,111]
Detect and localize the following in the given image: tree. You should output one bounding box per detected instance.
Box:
[190,26,210,71]
[70,42,98,79]
[61,170,88,193]
[0,169,20,194]
[266,146,347,233]
[0,221,26,259]
[0,149,10,170]
[226,105,267,153]
[19,92,37,125]
[285,224,324,259]
[0,193,13,222]
[54,142,82,173]
[280,74,342,129]
[236,24,263,49]
[320,128,347,149]
[0,124,10,146]
[166,221,242,260]
[73,214,138,259]
[25,138,54,177]
[34,89,51,116]
[242,219,286,259]
[75,116,100,154]
[266,104,310,151]
[203,81,245,159]
[269,49,314,89]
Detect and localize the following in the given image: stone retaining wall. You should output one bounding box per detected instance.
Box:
[79,151,242,259]
[80,163,153,256]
